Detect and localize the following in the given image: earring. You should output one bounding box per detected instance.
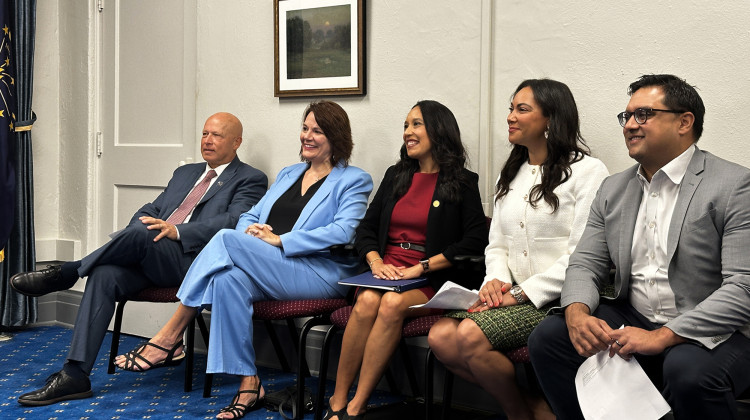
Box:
[544,130,549,139]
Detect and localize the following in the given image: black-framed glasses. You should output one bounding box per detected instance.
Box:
[617,107,685,127]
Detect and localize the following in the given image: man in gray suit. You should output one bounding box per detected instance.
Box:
[529,74,750,419]
[11,112,267,406]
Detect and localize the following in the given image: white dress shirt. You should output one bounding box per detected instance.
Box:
[629,145,696,324]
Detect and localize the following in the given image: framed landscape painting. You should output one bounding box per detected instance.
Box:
[274,0,365,97]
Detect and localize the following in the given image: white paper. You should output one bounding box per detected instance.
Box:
[409,280,479,310]
[575,337,671,420]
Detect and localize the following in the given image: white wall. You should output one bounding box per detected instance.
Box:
[31,2,61,245]
[32,0,750,257]
[193,1,487,202]
[32,1,90,262]
[494,0,750,177]
[491,0,750,179]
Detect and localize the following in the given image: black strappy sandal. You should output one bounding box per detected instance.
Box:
[323,406,346,420]
[118,339,185,372]
[218,379,265,419]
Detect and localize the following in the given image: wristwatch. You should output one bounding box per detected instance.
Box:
[419,259,430,274]
[509,285,526,304]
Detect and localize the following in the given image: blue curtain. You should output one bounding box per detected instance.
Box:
[0,0,14,252]
[0,0,36,328]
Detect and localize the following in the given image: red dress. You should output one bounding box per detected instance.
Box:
[383,172,438,299]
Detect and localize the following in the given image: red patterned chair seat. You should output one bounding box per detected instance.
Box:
[403,314,443,337]
[506,345,531,364]
[254,298,348,319]
[249,299,350,376]
[129,286,180,302]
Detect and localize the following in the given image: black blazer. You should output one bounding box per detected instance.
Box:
[355,165,488,290]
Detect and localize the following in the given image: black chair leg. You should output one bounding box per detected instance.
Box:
[266,319,292,372]
[194,311,213,398]
[296,320,310,419]
[425,348,435,420]
[196,312,210,344]
[108,300,127,374]
[399,338,420,396]
[184,318,195,392]
[296,316,328,419]
[203,373,214,398]
[441,370,454,420]
[384,367,400,394]
[286,318,306,372]
[286,316,320,377]
[314,325,339,420]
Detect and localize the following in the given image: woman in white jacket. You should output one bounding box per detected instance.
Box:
[428,79,609,420]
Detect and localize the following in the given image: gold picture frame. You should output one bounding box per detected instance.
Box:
[274,0,365,97]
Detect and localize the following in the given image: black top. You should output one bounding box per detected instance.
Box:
[266,173,327,235]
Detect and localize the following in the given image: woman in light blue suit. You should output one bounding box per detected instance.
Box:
[115,101,373,419]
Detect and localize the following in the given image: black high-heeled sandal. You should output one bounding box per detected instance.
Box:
[118,339,185,372]
[218,379,265,419]
[343,410,366,420]
[323,406,346,420]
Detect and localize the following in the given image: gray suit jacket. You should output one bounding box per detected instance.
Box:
[561,146,750,348]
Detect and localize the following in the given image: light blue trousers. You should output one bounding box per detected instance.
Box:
[176,229,349,376]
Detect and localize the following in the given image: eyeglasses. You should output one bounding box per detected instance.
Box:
[617,107,685,127]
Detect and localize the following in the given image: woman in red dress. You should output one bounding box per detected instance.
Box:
[325,100,488,419]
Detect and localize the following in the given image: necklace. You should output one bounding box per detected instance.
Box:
[308,166,332,182]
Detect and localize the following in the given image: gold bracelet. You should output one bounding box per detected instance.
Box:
[367,257,383,267]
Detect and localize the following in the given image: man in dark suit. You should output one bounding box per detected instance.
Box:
[11,112,267,406]
[528,75,750,419]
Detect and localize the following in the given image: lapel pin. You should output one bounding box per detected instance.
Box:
[217,181,223,186]
[433,200,440,208]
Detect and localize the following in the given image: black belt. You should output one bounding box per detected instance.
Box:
[389,242,426,253]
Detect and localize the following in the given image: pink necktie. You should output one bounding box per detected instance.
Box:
[166,169,217,224]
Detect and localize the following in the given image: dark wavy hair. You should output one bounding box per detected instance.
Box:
[496,79,590,212]
[300,100,353,166]
[392,100,469,203]
[628,74,705,141]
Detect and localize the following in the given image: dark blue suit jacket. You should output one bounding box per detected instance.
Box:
[128,156,268,255]
[66,155,267,373]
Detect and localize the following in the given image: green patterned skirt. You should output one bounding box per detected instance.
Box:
[445,300,556,351]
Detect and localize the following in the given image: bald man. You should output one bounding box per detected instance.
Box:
[11,112,267,406]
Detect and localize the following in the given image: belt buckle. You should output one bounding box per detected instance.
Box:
[400,242,411,250]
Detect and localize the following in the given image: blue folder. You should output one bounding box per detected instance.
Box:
[338,272,428,292]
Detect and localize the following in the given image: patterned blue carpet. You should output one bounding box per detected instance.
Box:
[0,325,406,420]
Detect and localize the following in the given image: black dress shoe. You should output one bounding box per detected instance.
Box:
[18,369,93,406]
[10,265,74,297]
